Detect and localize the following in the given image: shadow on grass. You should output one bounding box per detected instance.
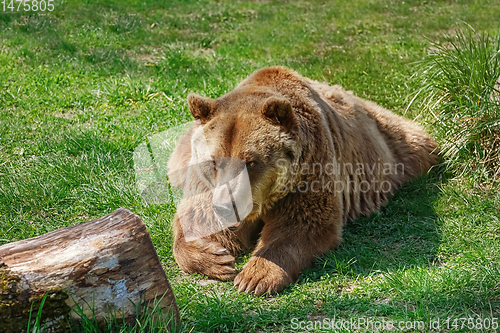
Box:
[299,165,447,283]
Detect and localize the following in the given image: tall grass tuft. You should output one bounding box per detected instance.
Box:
[28,294,182,333]
[412,25,500,182]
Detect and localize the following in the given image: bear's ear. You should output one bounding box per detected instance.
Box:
[187,93,214,122]
[262,97,297,130]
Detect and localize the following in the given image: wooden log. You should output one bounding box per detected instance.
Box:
[494,76,500,103]
[0,208,179,332]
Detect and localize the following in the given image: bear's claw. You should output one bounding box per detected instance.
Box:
[198,242,237,280]
[175,238,238,281]
[234,256,292,296]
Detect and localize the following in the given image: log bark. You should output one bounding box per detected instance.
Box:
[0,208,179,332]
[494,76,500,103]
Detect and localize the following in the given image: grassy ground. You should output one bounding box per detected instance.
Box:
[1,0,499,332]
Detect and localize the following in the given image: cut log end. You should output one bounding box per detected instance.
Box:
[0,208,179,332]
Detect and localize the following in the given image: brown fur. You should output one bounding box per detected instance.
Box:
[168,67,438,296]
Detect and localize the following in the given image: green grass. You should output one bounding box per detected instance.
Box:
[25,291,180,332]
[1,0,499,332]
[412,25,500,182]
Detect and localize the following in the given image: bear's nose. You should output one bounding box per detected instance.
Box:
[212,202,235,221]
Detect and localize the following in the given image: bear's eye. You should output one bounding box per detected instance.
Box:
[246,161,257,168]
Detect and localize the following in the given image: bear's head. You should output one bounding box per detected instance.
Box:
[186,87,300,229]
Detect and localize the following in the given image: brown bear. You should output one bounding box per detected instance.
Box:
[168,66,438,296]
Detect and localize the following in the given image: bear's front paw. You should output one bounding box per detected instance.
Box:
[234,256,293,296]
[175,239,237,281]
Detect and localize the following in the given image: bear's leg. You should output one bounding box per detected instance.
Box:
[173,212,263,281]
[234,204,343,296]
[173,215,237,280]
